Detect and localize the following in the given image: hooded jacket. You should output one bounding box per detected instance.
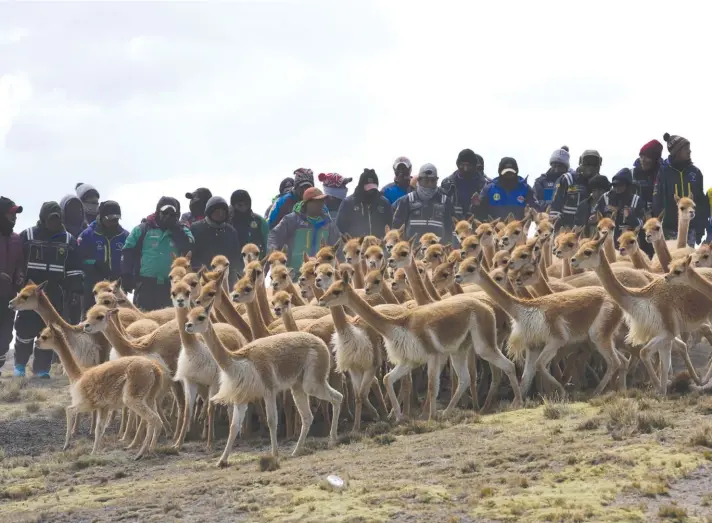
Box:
[593,169,646,245]
[550,168,593,228]
[60,195,88,238]
[19,201,84,294]
[440,170,490,219]
[392,188,454,244]
[267,209,340,272]
[230,190,269,263]
[533,168,577,211]
[121,196,194,283]
[653,157,709,237]
[77,217,129,285]
[472,176,537,221]
[264,178,296,219]
[0,198,24,298]
[631,158,660,212]
[190,196,241,282]
[181,188,213,226]
[336,174,393,238]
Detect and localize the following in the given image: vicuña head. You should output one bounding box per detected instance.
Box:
[195,278,219,306]
[37,324,62,351]
[315,237,341,266]
[553,226,584,259]
[461,235,481,259]
[418,233,440,256]
[453,218,473,244]
[82,304,119,334]
[314,263,337,290]
[8,281,47,311]
[391,268,408,292]
[271,290,293,317]
[664,254,694,283]
[171,280,192,309]
[492,250,511,269]
[422,243,447,269]
[643,213,665,244]
[596,215,616,238]
[364,244,385,270]
[675,195,695,222]
[270,264,295,292]
[241,243,261,264]
[498,217,527,251]
[383,224,405,253]
[363,266,388,296]
[508,238,540,271]
[692,243,712,268]
[171,251,192,270]
[387,240,414,270]
[341,235,363,264]
[431,260,457,291]
[454,256,486,285]
[474,219,499,247]
[210,254,230,272]
[95,291,119,309]
[92,280,115,299]
[534,219,554,241]
[267,246,288,267]
[318,271,352,307]
[569,237,606,270]
[181,271,202,302]
[169,266,188,285]
[231,270,260,304]
[184,304,213,335]
[617,228,641,257]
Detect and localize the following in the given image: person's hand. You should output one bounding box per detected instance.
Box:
[121,276,135,293]
[0,272,11,283]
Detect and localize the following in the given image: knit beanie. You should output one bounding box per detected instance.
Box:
[639,139,663,160]
[75,183,100,201]
[358,169,380,192]
[456,148,478,166]
[549,145,570,167]
[612,168,633,186]
[99,200,121,219]
[318,172,353,200]
[663,133,690,158]
[293,168,314,188]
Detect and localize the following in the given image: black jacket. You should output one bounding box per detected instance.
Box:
[20,202,83,295]
[190,197,241,285]
[440,171,490,219]
[653,158,709,237]
[335,194,393,239]
[550,170,591,228]
[594,190,647,245]
[392,189,454,243]
[631,158,658,213]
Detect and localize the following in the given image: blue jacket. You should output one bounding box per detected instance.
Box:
[440,170,490,219]
[471,176,537,221]
[77,221,129,283]
[381,182,412,206]
[267,192,299,229]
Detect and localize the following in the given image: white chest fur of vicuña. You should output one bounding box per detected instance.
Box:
[212,359,266,406]
[508,307,557,361]
[175,340,220,387]
[66,332,102,368]
[624,298,664,347]
[109,348,169,375]
[383,320,470,366]
[332,324,375,373]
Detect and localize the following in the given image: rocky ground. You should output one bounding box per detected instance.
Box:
[1,349,712,522]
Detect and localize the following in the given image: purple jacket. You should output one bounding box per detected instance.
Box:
[0,232,25,298]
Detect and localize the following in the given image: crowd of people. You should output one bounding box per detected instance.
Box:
[0,132,707,378]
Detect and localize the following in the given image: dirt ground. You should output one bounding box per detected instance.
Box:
[2,349,712,523]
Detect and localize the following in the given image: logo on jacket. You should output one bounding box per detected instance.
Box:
[689,173,697,182]
[116,243,124,250]
[493,193,501,201]
[250,221,258,229]
[59,248,65,255]
[516,195,525,204]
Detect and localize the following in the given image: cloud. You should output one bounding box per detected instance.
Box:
[2,0,711,234]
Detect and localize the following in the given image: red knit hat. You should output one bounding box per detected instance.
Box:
[318,172,352,188]
[639,139,663,160]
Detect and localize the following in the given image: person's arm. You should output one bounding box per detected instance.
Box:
[171,223,194,255]
[549,173,569,220]
[574,196,593,227]
[267,195,286,229]
[532,178,544,211]
[335,199,348,234]
[383,197,393,229]
[525,185,538,211]
[652,171,665,217]
[267,214,290,253]
[391,196,408,229]
[692,169,709,240]
[472,186,490,221]
[12,233,26,291]
[64,235,85,295]
[442,199,454,244]
[258,216,270,254]
[120,225,142,291]
[632,194,646,228]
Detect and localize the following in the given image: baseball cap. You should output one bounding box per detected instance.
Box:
[160,204,178,213]
[418,163,438,178]
[302,187,327,202]
[393,156,412,170]
[0,197,22,214]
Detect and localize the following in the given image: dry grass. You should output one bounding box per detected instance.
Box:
[1,378,712,522]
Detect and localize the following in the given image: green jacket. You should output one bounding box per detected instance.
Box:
[266,209,340,271]
[121,217,194,284]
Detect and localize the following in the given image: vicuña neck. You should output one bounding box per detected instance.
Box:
[330,305,351,334]
[677,219,691,249]
[256,284,276,325]
[175,306,200,351]
[216,287,253,341]
[244,296,271,340]
[475,269,521,318]
[542,238,553,268]
[280,308,300,332]
[352,261,365,289]
[404,256,432,306]
[603,234,617,263]
[593,252,632,308]
[687,268,712,297]
[104,316,139,357]
[629,248,653,271]
[448,282,464,295]
[482,243,495,268]
[201,320,236,371]
[378,281,400,304]
[52,336,83,382]
[561,256,572,278]
[37,293,77,332]
[652,235,672,272]
[285,282,306,306]
[422,271,442,302]
[342,286,404,339]
[531,266,555,296]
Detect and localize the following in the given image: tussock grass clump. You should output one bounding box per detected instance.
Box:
[636,411,672,434]
[689,426,712,448]
[460,460,480,474]
[71,456,108,471]
[373,434,396,446]
[25,402,41,414]
[542,399,570,420]
[364,421,391,437]
[576,417,601,431]
[0,380,24,403]
[258,455,280,472]
[657,503,687,520]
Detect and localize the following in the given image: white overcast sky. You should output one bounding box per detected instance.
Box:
[2,0,711,232]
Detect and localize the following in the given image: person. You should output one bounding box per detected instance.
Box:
[533,146,572,211]
[268,168,314,229]
[267,187,340,272]
[264,178,295,219]
[60,194,88,239]
[121,197,194,311]
[441,148,491,219]
[632,139,664,256]
[381,156,414,205]
[319,172,352,215]
[472,158,537,221]
[0,198,25,376]
[336,168,393,238]
[75,183,100,224]
[653,133,709,246]
[550,149,602,229]
[181,188,213,226]
[573,175,612,236]
[77,201,129,314]
[190,196,241,286]
[593,168,646,247]
[393,163,454,244]
[706,188,712,244]
[230,190,269,268]
[13,202,84,378]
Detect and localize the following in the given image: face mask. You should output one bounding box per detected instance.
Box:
[83,202,99,215]
[416,185,438,201]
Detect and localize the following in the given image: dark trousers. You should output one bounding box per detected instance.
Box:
[134,277,172,311]
[0,296,15,371]
[13,286,66,374]
[638,229,655,258]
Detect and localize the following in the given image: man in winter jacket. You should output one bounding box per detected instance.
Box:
[77,201,128,314]
[264,178,295,219]
[573,175,612,237]
[381,156,414,205]
[0,197,25,375]
[191,196,241,286]
[472,158,537,221]
[11,202,84,378]
[181,188,212,226]
[550,149,602,229]
[630,139,664,256]
[336,169,393,239]
[441,148,490,219]
[593,169,647,247]
[75,183,100,224]
[267,187,340,272]
[268,168,315,229]
[653,133,709,246]
[393,163,454,244]
[319,172,352,215]
[230,190,269,269]
[533,146,572,211]
[60,195,88,241]
[121,197,194,311]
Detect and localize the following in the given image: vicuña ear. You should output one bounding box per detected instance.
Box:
[37,281,48,292]
[204,302,214,316]
[185,251,192,261]
[333,238,342,251]
[684,254,693,267]
[107,308,120,317]
[342,269,351,286]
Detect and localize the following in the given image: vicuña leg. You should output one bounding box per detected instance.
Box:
[443,351,471,414]
[290,387,314,456]
[217,403,247,467]
[520,347,542,397]
[383,363,414,421]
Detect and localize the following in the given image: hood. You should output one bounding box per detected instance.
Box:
[185,188,211,218]
[38,201,62,225]
[230,189,251,209]
[279,177,295,195]
[75,183,99,201]
[205,196,229,218]
[612,168,633,186]
[60,194,85,220]
[155,196,181,216]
